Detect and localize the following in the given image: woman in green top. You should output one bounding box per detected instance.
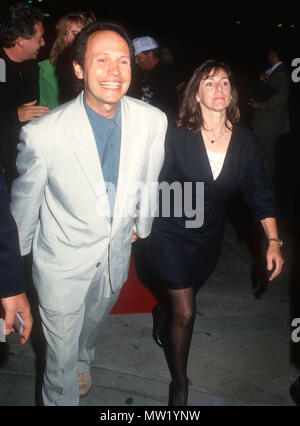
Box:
[39,11,96,110]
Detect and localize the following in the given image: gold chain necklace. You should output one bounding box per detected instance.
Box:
[202,127,227,144]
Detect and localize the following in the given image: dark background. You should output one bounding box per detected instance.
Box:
[1,0,300,166]
[1,0,299,189]
[1,0,300,66]
[2,0,300,121]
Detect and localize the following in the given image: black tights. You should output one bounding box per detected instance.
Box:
[160,287,197,406]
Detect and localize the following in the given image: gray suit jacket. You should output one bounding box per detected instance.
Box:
[10,92,167,312]
[253,63,291,139]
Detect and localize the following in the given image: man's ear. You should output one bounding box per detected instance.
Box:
[73,61,84,79]
[15,37,24,48]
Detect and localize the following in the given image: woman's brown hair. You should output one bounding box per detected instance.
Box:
[177,59,240,131]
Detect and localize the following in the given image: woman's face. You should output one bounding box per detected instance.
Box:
[196,68,232,113]
[63,22,83,46]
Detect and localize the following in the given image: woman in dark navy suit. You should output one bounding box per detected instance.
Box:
[146,60,284,406]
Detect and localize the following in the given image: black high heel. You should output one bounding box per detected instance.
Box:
[152,303,164,348]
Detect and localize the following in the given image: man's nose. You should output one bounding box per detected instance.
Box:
[108,61,120,74]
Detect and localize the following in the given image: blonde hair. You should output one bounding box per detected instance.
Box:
[49,11,96,65]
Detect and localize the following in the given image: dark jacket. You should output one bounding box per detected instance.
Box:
[252,63,291,139]
[0,48,39,191]
[0,167,26,298]
[129,61,178,119]
[146,125,279,286]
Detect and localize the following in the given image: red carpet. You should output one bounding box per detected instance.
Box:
[110,256,157,315]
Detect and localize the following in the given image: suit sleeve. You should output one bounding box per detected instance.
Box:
[134,112,168,238]
[241,136,280,220]
[0,81,21,187]
[260,69,290,113]
[10,126,48,255]
[0,167,27,298]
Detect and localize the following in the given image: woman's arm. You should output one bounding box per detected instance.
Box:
[260,217,284,281]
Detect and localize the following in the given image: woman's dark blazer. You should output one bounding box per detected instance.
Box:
[146,124,279,287]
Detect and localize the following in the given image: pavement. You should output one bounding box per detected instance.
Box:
[0,215,299,407]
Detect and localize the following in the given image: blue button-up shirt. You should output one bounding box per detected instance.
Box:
[84,96,122,218]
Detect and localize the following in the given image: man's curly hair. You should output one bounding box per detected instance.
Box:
[0,2,44,48]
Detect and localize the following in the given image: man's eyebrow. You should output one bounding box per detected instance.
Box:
[205,76,229,79]
[93,52,130,58]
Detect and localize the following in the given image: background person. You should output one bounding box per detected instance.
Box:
[39,10,96,110]
[0,2,49,192]
[129,35,179,120]
[250,46,291,176]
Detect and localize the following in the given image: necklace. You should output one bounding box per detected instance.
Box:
[202,127,227,143]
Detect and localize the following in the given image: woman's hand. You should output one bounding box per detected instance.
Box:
[266,241,284,281]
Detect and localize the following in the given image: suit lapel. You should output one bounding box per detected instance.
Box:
[72,92,111,222]
[111,97,132,236]
[111,97,143,238]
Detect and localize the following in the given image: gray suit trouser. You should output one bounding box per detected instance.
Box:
[39,261,121,406]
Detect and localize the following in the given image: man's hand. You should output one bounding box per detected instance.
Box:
[131,231,138,243]
[1,293,33,344]
[259,72,269,81]
[250,98,261,110]
[17,100,49,123]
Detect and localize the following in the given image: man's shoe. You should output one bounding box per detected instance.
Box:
[77,372,92,397]
[290,376,300,405]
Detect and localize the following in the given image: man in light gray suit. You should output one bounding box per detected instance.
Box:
[251,46,291,175]
[10,21,167,405]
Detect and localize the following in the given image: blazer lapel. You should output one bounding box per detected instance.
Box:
[197,127,236,182]
[111,97,140,238]
[72,92,111,222]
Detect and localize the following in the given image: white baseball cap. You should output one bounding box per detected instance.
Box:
[132,36,158,56]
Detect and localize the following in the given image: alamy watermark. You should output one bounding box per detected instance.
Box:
[291,318,300,343]
[0,58,6,82]
[291,58,300,83]
[95,178,205,229]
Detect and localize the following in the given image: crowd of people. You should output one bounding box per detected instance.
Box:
[0,2,298,407]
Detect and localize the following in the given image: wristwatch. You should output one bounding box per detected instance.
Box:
[268,238,283,247]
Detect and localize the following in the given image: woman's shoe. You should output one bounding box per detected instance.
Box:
[152,303,164,348]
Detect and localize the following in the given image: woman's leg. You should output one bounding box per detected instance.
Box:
[163,286,196,406]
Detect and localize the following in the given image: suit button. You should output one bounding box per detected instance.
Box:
[96,262,101,267]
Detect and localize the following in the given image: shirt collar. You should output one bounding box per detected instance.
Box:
[265,61,282,75]
[83,94,121,127]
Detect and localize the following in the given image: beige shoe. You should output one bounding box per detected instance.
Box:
[77,372,92,397]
